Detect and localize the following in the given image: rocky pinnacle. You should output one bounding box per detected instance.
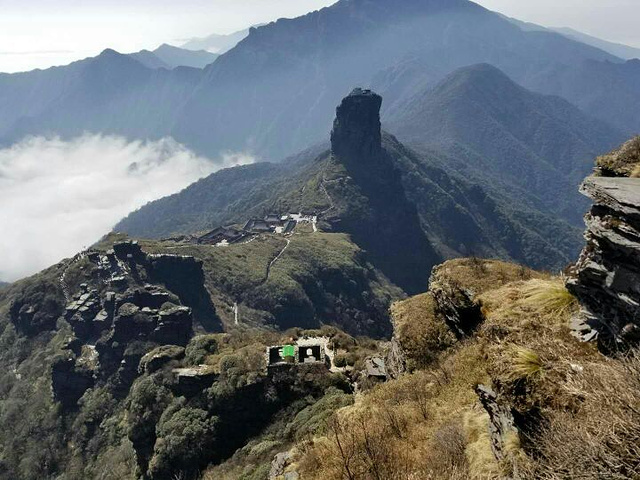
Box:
[331,88,383,160]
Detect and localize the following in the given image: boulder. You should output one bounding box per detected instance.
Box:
[475,384,519,463]
[429,259,537,338]
[429,266,483,338]
[139,345,185,374]
[113,240,147,263]
[153,305,192,346]
[171,365,218,397]
[51,355,95,410]
[117,286,178,310]
[111,305,157,343]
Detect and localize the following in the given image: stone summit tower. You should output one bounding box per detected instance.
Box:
[331,88,383,160]
[325,87,439,295]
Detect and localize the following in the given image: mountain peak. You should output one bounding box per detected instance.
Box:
[439,63,515,90]
[99,48,121,57]
[331,88,383,160]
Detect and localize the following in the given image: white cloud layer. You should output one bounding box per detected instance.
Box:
[0,135,254,281]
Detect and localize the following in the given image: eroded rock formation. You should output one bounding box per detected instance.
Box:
[567,176,640,349]
[46,241,220,408]
[327,88,439,294]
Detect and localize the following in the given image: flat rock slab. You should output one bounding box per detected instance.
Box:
[582,177,640,215]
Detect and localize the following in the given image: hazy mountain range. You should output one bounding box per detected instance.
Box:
[0,0,638,160]
[1,2,640,479]
[117,86,585,280]
[128,44,219,70]
[180,26,258,53]
[501,14,640,60]
[386,63,624,225]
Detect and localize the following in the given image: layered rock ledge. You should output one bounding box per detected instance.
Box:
[567,176,640,348]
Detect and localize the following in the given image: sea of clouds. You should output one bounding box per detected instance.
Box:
[0,135,254,282]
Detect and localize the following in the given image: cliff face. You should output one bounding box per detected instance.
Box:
[567,175,640,349]
[331,88,383,161]
[327,88,440,293]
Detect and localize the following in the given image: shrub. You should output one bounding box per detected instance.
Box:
[504,346,544,381]
[185,335,219,365]
[148,399,219,479]
[127,377,173,469]
[596,136,640,177]
[519,279,578,317]
[333,354,348,368]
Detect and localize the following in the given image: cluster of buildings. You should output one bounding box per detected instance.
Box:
[266,337,330,369]
[196,212,318,246]
[265,336,388,383]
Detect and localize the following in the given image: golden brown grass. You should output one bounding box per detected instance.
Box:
[504,346,545,382]
[295,343,495,480]
[519,278,578,317]
[521,352,640,479]
[292,264,638,480]
[479,278,596,413]
[596,136,640,177]
[430,258,544,298]
[391,293,456,370]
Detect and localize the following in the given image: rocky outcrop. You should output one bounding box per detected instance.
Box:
[147,252,221,331]
[384,336,407,379]
[269,451,300,480]
[567,176,640,349]
[40,237,225,410]
[430,273,483,339]
[327,88,439,294]
[331,88,383,161]
[475,384,519,464]
[64,284,108,339]
[171,365,218,397]
[51,354,95,410]
[96,292,193,385]
[429,263,485,338]
[429,259,539,338]
[9,280,65,336]
[139,345,185,374]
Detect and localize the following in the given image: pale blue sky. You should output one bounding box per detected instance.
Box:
[0,0,638,73]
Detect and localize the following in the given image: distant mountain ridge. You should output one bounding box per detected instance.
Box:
[181,26,262,54]
[117,89,581,286]
[129,44,219,69]
[500,14,640,60]
[387,63,625,225]
[1,0,638,158]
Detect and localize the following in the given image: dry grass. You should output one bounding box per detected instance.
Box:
[464,410,502,479]
[479,279,597,413]
[295,343,493,480]
[504,346,544,382]
[522,352,640,479]
[294,266,639,480]
[596,136,640,177]
[430,258,544,298]
[519,278,578,317]
[391,293,456,370]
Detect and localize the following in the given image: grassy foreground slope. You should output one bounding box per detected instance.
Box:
[247,258,640,480]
